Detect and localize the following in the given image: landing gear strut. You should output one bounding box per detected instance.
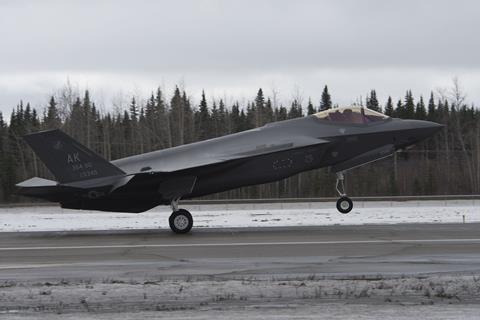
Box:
[169,198,193,234]
[335,172,353,214]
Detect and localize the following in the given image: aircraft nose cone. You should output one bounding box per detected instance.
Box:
[399,120,444,147]
[393,119,444,150]
[409,120,444,136]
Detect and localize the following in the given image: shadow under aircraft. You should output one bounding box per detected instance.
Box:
[17,106,442,233]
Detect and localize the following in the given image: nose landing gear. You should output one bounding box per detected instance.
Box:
[335,172,353,214]
[169,198,193,234]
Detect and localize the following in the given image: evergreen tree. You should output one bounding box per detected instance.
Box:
[129,97,138,122]
[395,99,404,118]
[415,96,427,120]
[263,98,274,124]
[154,88,171,148]
[196,90,211,140]
[67,97,83,142]
[288,100,303,118]
[307,98,316,115]
[245,102,256,129]
[254,88,265,126]
[239,109,248,131]
[427,92,436,121]
[384,96,394,116]
[230,102,241,133]
[320,85,332,110]
[44,96,61,129]
[181,91,195,143]
[404,90,415,119]
[275,105,288,121]
[169,86,184,146]
[211,100,219,137]
[218,99,228,135]
[366,90,380,112]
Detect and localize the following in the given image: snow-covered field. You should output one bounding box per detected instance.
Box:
[2,275,480,318]
[0,199,478,232]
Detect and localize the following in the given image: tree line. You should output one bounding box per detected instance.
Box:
[0,83,479,202]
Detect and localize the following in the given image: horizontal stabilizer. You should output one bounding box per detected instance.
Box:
[16,177,57,188]
[16,177,71,202]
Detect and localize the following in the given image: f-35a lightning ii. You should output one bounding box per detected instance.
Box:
[17,106,442,233]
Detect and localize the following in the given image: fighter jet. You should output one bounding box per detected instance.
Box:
[17,106,442,233]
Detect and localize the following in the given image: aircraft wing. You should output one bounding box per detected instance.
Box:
[226,136,329,159]
[138,136,331,173]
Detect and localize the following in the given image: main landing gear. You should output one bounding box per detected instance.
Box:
[335,172,353,214]
[169,198,193,234]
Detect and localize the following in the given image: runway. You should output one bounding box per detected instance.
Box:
[2,223,480,282]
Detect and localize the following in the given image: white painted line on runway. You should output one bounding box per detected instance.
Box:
[1,238,480,251]
[0,263,81,270]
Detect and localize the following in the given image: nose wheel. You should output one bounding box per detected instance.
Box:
[169,198,193,234]
[335,172,353,214]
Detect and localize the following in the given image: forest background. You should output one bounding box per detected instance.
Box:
[1,80,479,202]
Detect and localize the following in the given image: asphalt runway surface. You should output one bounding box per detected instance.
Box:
[1,223,480,282]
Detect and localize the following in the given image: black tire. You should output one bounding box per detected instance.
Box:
[336,197,353,214]
[169,209,193,234]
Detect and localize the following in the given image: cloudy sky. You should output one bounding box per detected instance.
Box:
[0,0,479,115]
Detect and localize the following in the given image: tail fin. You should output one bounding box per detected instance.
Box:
[24,129,125,183]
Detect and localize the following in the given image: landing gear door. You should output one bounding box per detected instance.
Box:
[158,176,197,201]
[332,144,395,173]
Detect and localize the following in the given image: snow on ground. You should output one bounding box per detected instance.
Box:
[0,200,478,232]
[2,275,480,317]
[5,304,480,320]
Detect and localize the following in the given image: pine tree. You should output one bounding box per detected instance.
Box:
[263,98,274,124]
[246,102,255,129]
[154,87,171,148]
[254,88,265,126]
[275,106,288,121]
[288,100,303,118]
[218,99,228,135]
[129,97,138,122]
[230,102,241,133]
[169,87,184,146]
[395,99,404,118]
[307,98,316,115]
[320,85,332,110]
[366,90,380,112]
[211,100,219,137]
[415,96,427,120]
[196,90,211,140]
[45,96,61,129]
[239,109,248,131]
[404,90,415,119]
[67,97,83,142]
[427,92,436,121]
[384,96,394,116]
[181,91,195,143]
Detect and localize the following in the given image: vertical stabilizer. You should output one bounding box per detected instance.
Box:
[23,129,125,183]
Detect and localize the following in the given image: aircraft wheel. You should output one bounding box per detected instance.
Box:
[169,209,193,234]
[336,197,353,214]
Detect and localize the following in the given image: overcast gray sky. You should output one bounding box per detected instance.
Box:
[0,0,479,115]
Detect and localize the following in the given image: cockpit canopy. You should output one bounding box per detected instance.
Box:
[313,106,389,124]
